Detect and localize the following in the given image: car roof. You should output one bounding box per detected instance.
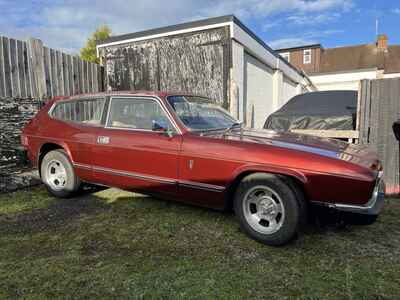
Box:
[50,91,205,102]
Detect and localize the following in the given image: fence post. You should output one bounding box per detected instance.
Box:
[27,38,46,100]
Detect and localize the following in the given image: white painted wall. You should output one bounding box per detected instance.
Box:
[244,53,274,128]
[384,73,400,79]
[310,70,400,91]
[231,23,316,129]
[230,40,244,121]
[231,48,312,128]
[310,69,377,91]
[282,76,298,105]
[231,22,310,87]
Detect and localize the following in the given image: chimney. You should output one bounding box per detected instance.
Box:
[376,34,388,51]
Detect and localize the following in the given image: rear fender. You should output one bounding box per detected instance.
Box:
[38,140,75,170]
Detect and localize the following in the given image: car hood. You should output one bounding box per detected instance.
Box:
[201,128,380,170]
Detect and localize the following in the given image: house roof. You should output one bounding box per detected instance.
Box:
[317,44,378,74]
[308,44,400,75]
[384,46,400,74]
[276,39,400,75]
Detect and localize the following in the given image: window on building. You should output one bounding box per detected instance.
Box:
[303,49,312,64]
[107,97,174,131]
[280,52,290,62]
[51,98,105,125]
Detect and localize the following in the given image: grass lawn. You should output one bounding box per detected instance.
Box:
[0,186,399,299]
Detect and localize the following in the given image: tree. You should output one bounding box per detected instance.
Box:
[80,25,111,63]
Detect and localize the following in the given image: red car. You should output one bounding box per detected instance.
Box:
[21,91,385,246]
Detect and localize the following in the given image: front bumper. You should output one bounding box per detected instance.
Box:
[334,172,385,216]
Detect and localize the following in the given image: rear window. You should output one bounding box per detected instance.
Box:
[51,98,105,125]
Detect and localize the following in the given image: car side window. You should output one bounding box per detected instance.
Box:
[51,98,105,125]
[107,97,174,131]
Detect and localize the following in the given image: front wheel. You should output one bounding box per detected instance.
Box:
[41,149,81,198]
[234,173,303,246]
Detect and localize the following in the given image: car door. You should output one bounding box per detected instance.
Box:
[48,97,106,182]
[92,96,182,196]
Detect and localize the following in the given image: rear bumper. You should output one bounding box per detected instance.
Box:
[15,146,31,167]
[333,173,385,216]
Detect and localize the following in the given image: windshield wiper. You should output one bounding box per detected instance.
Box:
[223,122,242,135]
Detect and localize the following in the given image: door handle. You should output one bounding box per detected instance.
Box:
[97,136,110,144]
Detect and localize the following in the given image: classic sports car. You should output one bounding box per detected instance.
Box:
[21,91,385,246]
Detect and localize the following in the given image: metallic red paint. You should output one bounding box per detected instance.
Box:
[22,91,381,210]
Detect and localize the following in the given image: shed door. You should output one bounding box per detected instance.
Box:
[244,53,274,129]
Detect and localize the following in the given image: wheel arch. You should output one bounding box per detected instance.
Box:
[37,142,73,177]
[224,165,308,211]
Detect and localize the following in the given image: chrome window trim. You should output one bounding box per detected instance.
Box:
[104,95,182,135]
[48,97,106,127]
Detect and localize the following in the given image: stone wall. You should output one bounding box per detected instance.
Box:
[0,97,43,192]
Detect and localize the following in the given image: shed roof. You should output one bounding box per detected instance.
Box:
[97,15,235,46]
[276,44,322,52]
[96,15,311,84]
[97,15,278,57]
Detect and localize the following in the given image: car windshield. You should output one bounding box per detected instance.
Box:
[167,95,239,131]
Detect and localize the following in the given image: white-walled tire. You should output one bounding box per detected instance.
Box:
[41,149,81,198]
[234,173,303,246]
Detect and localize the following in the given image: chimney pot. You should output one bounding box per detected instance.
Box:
[377,34,388,51]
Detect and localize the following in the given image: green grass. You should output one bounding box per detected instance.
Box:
[0,187,399,299]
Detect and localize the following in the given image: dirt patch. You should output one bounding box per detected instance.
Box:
[0,195,110,235]
[0,170,42,193]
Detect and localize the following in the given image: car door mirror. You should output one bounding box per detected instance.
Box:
[152,120,175,138]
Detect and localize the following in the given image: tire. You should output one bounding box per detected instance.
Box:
[283,176,309,228]
[234,173,303,246]
[40,149,81,198]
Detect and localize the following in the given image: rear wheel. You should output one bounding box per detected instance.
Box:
[41,149,81,198]
[234,173,304,246]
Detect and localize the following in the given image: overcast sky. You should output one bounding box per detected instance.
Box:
[1,0,399,54]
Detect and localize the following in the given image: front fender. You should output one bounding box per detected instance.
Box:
[230,163,308,185]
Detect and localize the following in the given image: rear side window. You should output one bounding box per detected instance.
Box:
[51,98,105,125]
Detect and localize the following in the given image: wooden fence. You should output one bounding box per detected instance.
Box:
[358,78,400,194]
[0,36,104,99]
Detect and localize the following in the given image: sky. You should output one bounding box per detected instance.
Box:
[0,0,399,54]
